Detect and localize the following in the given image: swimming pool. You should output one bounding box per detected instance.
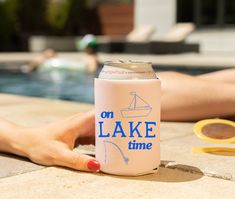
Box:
[0,64,226,104]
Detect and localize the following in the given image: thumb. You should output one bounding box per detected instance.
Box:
[55,149,100,172]
[61,110,95,138]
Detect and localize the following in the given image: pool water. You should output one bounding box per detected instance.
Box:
[0,70,97,103]
[0,65,225,104]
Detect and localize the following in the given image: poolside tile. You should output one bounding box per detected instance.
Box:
[1,52,235,68]
[160,122,194,141]
[0,153,44,179]
[0,94,93,126]
[0,146,95,179]
[0,93,234,197]
[161,134,235,181]
[0,167,234,199]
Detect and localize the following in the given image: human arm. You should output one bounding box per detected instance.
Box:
[0,110,100,172]
[160,71,235,121]
[198,68,235,84]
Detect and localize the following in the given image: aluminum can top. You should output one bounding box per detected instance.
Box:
[98,60,157,80]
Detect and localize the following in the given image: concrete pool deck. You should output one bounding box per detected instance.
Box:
[0,93,234,199]
[0,52,235,70]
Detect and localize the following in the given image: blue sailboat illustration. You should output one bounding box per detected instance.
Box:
[121,92,152,118]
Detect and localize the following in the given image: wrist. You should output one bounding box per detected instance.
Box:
[0,122,29,157]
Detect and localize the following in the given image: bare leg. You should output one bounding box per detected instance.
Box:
[21,49,57,73]
[159,72,235,121]
[84,53,98,73]
[198,68,235,84]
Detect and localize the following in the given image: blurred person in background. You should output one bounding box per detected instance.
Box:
[21,34,98,74]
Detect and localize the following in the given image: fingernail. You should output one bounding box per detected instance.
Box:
[87,160,100,172]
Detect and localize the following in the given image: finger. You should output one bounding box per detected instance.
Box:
[66,109,94,123]
[49,109,94,129]
[65,110,95,138]
[55,149,100,172]
[47,110,95,146]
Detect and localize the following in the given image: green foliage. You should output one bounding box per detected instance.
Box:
[17,0,47,32]
[0,0,120,49]
[0,0,20,47]
[66,0,87,31]
[0,0,133,37]
[46,0,89,34]
[47,0,70,30]
[4,0,19,29]
[97,0,133,4]
[0,0,47,34]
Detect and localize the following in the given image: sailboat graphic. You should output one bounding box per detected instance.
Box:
[121,92,152,118]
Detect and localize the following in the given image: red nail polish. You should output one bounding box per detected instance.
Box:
[87,160,100,172]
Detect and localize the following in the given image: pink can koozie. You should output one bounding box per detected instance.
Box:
[95,61,161,176]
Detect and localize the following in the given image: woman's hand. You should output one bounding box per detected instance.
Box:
[0,110,100,172]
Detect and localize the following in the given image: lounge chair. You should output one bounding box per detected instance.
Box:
[97,23,199,54]
[96,25,155,53]
[125,23,199,54]
[162,23,195,42]
[151,23,198,54]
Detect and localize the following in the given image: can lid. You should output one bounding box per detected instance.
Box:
[99,60,157,80]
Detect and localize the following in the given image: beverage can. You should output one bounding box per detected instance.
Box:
[95,60,161,176]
